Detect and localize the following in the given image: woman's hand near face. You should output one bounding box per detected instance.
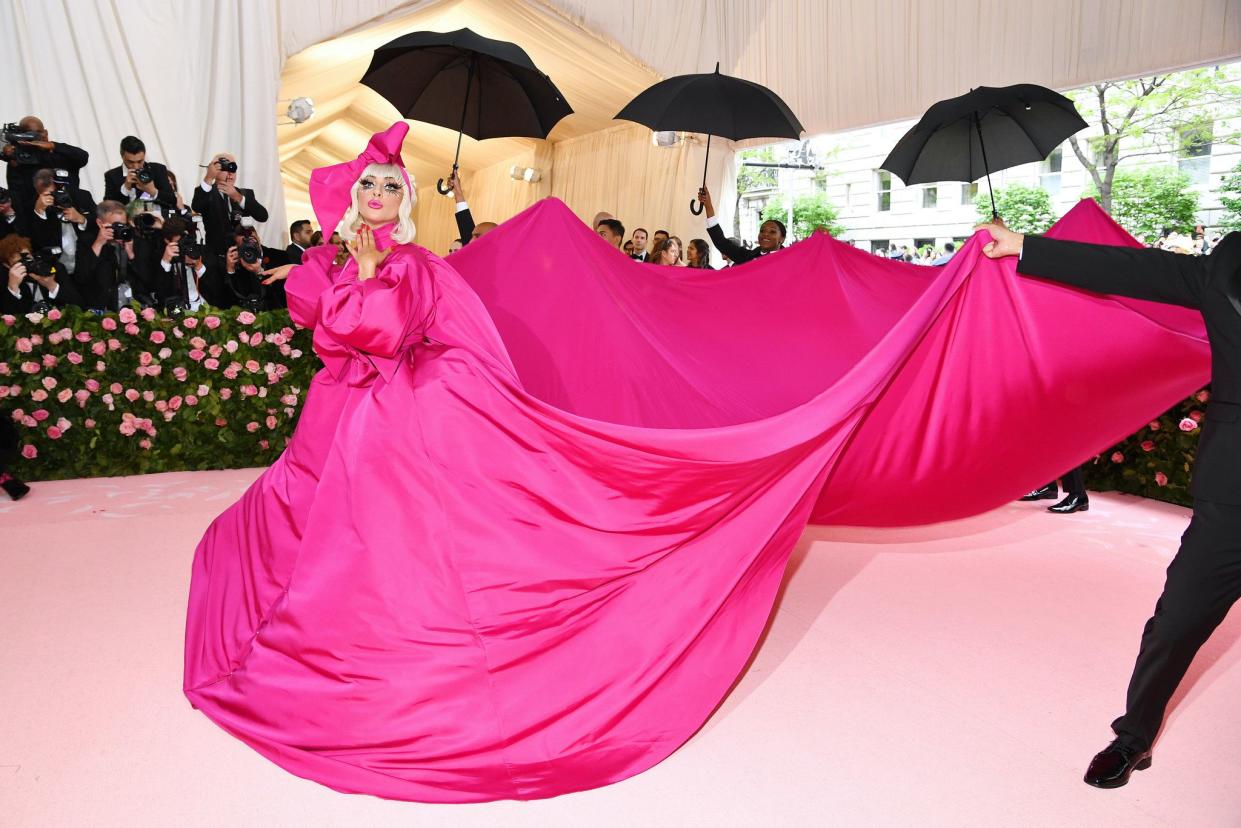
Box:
[348,224,391,281]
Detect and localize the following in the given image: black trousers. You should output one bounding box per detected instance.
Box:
[1112,499,1241,749]
[1039,466,1085,496]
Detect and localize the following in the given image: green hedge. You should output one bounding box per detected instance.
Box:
[0,306,1209,507]
[2,305,317,480]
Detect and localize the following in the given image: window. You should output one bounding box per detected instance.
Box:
[875,170,892,212]
[1178,122,1213,186]
[871,239,890,255]
[921,185,938,209]
[1040,147,1063,196]
[961,181,979,204]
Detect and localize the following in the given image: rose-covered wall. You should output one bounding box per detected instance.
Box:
[0,306,1210,508]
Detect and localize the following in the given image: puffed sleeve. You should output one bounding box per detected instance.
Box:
[316,255,427,359]
[283,246,338,329]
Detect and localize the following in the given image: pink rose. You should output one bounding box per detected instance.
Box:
[188,349,205,362]
[249,332,263,347]
[47,307,61,321]
[219,388,233,400]
[21,444,36,459]
[224,340,239,353]
[119,420,137,436]
[237,311,257,325]
[169,395,183,411]
[32,408,50,422]
[66,352,83,365]
[223,366,240,380]
[125,389,139,402]
[139,438,152,450]
[30,389,48,402]
[1111,451,1125,463]
[241,384,258,397]
[246,421,260,432]
[173,366,188,381]
[147,364,162,377]
[56,417,70,431]
[107,338,121,350]
[204,315,221,329]
[0,387,7,398]
[142,390,155,402]
[41,354,57,368]
[154,400,168,412]
[91,341,106,356]
[1196,390,1210,403]
[280,327,294,339]
[245,359,260,373]
[124,323,139,336]
[41,376,57,390]
[118,307,137,324]
[15,337,32,353]
[196,384,209,396]
[56,388,72,404]
[158,347,172,360]
[1155,472,1169,487]
[149,330,166,344]
[85,418,96,429]
[139,352,154,366]
[21,416,35,428]
[29,334,42,345]
[208,344,223,358]
[76,331,92,342]
[279,343,292,356]
[185,394,198,406]
[140,307,156,321]
[280,393,298,406]
[1179,418,1198,432]
[101,394,113,405]
[291,349,303,359]
[1140,440,1155,452]
[47,426,62,439]
[0,363,8,376]
[1189,411,1203,423]
[110,382,123,394]
[183,317,198,329]
[75,390,89,403]
[215,417,228,427]
[1,314,15,326]
[204,358,220,370]
[172,327,184,339]
[101,317,117,331]
[259,439,270,450]
[95,361,106,373]
[190,336,207,349]
[1148,420,1160,431]
[86,379,100,392]
[265,415,277,429]
[20,361,39,374]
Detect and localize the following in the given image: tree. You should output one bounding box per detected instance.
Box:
[762,193,844,240]
[1219,159,1241,233]
[973,184,1056,234]
[734,146,778,237]
[1084,167,1199,242]
[1065,67,1241,212]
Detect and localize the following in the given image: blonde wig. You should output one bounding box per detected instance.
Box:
[338,163,417,244]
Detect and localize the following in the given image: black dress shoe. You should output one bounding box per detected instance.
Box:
[1049,493,1089,513]
[1084,739,1151,788]
[1020,483,1058,501]
[0,476,30,501]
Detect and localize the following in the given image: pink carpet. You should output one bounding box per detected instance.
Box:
[3,469,1239,826]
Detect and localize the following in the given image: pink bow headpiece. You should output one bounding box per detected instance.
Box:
[309,120,412,237]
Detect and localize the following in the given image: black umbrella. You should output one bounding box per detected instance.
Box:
[360,28,573,194]
[615,63,804,214]
[881,84,1087,220]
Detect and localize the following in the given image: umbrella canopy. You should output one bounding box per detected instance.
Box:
[881,84,1087,219]
[361,28,573,192]
[615,63,804,213]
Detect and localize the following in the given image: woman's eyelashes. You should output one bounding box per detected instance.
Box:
[359,178,402,194]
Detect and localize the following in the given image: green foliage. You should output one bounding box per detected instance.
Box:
[2,306,316,481]
[1083,167,1199,242]
[736,146,778,194]
[1084,389,1210,507]
[1219,159,1241,233]
[760,193,845,240]
[973,184,1056,234]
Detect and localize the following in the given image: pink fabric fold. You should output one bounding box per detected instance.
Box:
[185,195,1208,804]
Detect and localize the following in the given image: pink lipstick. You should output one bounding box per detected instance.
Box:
[367,199,383,209]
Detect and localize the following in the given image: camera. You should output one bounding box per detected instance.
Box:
[133,163,153,185]
[3,122,41,165]
[180,233,204,261]
[135,212,162,236]
[238,296,264,313]
[238,235,263,266]
[19,247,62,278]
[51,168,73,210]
[110,222,134,243]
[216,156,238,174]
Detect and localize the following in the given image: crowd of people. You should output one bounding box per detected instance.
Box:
[1,116,321,316]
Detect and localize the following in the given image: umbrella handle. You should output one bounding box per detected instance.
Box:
[437,177,453,196]
[689,199,704,216]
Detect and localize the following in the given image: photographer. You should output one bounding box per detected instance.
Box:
[152,214,224,311]
[191,152,268,255]
[215,224,268,310]
[1,233,82,315]
[74,200,157,311]
[0,187,17,240]
[286,219,313,264]
[2,116,89,214]
[103,135,176,211]
[22,168,95,280]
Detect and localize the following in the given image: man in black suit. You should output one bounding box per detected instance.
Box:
[2,116,89,215]
[191,152,268,256]
[1,232,83,314]
[0,189,18,240]
[446,172,492,245]
[75,200,158,311]
[19,168,96,286]
[103,135,176,211]
[697,187,785,264]
[629,227,650,262]
[285,219,313,264]
[979,220,1241,789]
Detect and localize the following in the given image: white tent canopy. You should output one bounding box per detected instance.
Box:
[3,0,1239,250]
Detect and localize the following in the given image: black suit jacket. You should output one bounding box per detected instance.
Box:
[285,243,306,265]
[103,162,176,211]
[3,141,90,214]
[73,242,159,311]
[15,188,97,276]
[1018,233,1241,505]
[191,184,269,255]
[455,206,476,246]
[2,267,83,314]
[706,223,775,265]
